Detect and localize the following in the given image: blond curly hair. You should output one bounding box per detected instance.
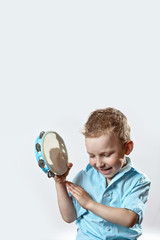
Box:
[82,107,131,145]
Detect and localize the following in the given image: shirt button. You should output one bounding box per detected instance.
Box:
[106,227,110,231]
[106,193,110,197]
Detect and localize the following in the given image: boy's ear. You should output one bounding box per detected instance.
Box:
[125,140,134,155]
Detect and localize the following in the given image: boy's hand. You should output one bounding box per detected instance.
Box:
[66,181,93,210]
[54,163,73,183]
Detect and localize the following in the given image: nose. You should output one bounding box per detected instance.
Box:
[95,156,105,168]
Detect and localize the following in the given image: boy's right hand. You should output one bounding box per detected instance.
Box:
[53,162,73,183]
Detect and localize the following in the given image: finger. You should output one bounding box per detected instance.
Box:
[66,182,78,191]
[66,181,76,186]
[66,181,76,189]
[67,182,82,190]
[66,182,83,194]
[64,163,73,177]
[54,175,65,183]
[67,185,79,197]
[67,162,73,169]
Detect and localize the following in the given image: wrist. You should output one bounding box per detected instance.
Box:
[86,199,95,211]
[54,174,67,184]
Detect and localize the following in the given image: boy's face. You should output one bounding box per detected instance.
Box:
[85,133,127,183]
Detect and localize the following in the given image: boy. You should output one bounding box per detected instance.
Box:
[54,108,151,240]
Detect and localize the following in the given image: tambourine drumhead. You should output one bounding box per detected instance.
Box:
[42,131,68,175]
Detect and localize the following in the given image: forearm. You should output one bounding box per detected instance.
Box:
[55,182,77,223]
[88,200,138,228]
[66,181,138,228]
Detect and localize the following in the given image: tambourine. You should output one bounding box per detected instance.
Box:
[35,131,68,178]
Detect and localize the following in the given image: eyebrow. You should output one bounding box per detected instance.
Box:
[87,151,114,155]
[87,152,96,156]
[100,151,114,155]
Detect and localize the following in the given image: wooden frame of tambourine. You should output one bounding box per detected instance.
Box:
[35,131,68,178]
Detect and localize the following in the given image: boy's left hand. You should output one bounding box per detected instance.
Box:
[66,181,93,210]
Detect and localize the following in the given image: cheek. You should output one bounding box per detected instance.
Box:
[107,156,123,168]
[112,158,125,169]
[105,155,116,165]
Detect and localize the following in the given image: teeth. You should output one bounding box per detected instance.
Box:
[100,167,111,171]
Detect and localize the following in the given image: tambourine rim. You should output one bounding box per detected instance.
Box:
[35,134,50,174]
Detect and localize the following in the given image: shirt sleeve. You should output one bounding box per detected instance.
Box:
[121,176,151,224]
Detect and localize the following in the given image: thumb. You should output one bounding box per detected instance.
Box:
[64,162,73,176]
[67,162,73,170]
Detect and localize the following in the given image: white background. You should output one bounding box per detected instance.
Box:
[0,1,160,239]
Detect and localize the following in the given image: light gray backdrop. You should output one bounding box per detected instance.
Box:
[0,1,160,239]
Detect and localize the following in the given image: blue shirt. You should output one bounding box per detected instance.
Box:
[71,157,151,240]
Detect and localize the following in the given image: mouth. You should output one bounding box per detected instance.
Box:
[98,167,112,175]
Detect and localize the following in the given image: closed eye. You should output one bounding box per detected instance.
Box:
[101,152,114,157]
